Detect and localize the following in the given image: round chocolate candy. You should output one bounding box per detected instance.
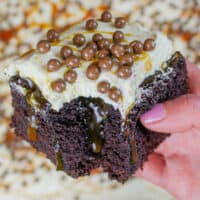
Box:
[47,29,59,42]
[120,54,134,66]
[111,44,124,58]
[47,59,62,72]
[86,41,98,52]
[37,40,51,53]
[97,81,110,93]
[92,33,103,43]
[98,57,112,71]
[108,87,122,102]
[101,11,112,22]
[143,38,156,51]
[130,40,143,54]
[96,48,110,59]
[51,79,66,93]
[113,31,124,43]
[86,62,100,80]
[81,47,95,61]
[117,66,132,79]
[66,55,80,68]
[124,45,133,54]
[73,34,85,47]
[64,70,77,83]
[86,19,98,30]
[114,17,126,28]
[97,38,110,50]
[60,46,73,59]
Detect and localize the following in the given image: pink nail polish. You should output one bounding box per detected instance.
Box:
[140,103,165,124]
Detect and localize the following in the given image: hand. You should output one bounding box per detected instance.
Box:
[137,60,200,200]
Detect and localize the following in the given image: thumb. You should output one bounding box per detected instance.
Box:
[140,94,200,133]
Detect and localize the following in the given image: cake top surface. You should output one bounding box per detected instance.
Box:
[4,11,173,117]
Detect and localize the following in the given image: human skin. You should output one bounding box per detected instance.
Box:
[137,60,200,200]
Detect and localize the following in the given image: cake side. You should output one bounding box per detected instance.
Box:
[10,52,188,182]
[127,52,188,177]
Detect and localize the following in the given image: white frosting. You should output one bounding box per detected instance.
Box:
[4,21,173,117]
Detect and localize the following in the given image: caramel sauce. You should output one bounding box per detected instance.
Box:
[25,4,39,17]
[122,38,128,43]
[29,22,51,29]
[97,4,109,11]
[181,32,193,42]
[5,131,16,143]
[133,52,148,61]
[77,97,112,154]
[56,151,64,170]
[10,75,50,143]
[0,29,16,43]
[145,58,152,73]
[133,52,152,72]
[27,126,38,142]
[131,140,137,163]
[51,41,60,46]
[83,9,95,20]
[52,3,58,16]
[125,102,135,116]
[90,168,103,174]
[20,49,35,59]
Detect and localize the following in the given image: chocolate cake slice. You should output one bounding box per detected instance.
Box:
[3,12,188,182]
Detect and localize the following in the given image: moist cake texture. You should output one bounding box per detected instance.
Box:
[4,12,188,182]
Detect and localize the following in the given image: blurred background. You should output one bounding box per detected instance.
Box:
[0,0,199,199]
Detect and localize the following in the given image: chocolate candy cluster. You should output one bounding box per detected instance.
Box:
[36,11,156,102]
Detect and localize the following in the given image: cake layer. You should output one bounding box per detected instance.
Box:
[10,52,188,182]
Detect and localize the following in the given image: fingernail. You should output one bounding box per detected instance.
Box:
[140,103,166,124]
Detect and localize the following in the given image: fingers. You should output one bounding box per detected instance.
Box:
[186,60,200,95]
[140,94,200,133]
[136,153,165,187]
[155,130,200,159]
